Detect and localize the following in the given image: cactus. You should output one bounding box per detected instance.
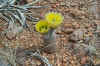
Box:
[45,12,64,28]
[35,20,50,34]
[0,0,48,66]
[35,12,64,53]
[42,28,57,54]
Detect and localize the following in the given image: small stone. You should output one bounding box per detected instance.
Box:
[60,2,66,6]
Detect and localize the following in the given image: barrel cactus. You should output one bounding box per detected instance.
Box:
[35,12,64,53]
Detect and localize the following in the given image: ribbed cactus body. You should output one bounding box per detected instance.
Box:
[42,29,57,54]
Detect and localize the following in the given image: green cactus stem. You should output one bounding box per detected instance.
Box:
[42,28,57,54]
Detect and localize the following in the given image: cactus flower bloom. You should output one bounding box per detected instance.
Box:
[45,12,64,28]
[35,20,50,34]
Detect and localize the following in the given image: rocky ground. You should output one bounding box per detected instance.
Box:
[0,0,100,66]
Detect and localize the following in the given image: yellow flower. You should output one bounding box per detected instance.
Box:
[35,20,50,34]
[45,12,64,28]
